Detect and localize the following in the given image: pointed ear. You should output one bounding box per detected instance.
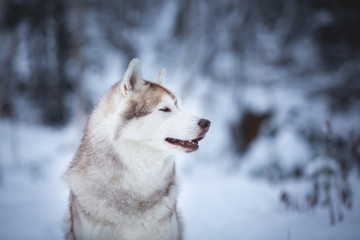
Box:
[154,68,166,85]
[120,58,143,96]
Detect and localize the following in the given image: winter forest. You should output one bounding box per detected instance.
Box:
[0,0,360,239]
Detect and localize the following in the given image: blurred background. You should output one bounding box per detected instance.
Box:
[0,0,360,239]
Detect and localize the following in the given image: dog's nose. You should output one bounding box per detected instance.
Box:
[198,119,211,131]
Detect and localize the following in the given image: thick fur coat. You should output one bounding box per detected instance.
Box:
[64,59,210,240]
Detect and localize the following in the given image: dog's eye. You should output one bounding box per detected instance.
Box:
[159,107,171,112]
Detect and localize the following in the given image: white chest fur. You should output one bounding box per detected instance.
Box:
[65,140,181,240]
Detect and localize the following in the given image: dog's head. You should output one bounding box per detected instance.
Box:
[103,59,210,154]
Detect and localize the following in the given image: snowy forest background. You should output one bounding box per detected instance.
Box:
[1,0,360,239]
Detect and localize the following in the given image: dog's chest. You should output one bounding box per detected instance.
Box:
[80,211,179,240]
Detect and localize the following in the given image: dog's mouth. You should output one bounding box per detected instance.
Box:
[165,136,204,152]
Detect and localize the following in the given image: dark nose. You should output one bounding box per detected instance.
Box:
[198,119,211,131]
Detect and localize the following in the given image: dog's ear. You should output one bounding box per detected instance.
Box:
[120,58,144,96]
[155,68,166,85]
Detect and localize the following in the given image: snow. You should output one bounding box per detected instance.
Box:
[0,122,73,240]
[179,166,360,240]
[1,119,359,240]
[1,3,360,238]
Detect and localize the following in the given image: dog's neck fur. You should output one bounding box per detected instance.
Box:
[67,117,178,223]
[110,140,177,203]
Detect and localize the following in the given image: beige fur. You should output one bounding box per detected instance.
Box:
[64,59,209,240]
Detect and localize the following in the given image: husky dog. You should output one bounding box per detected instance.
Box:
[64,59,210,240]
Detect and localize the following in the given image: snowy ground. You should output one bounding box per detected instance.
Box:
[0,121,359,240]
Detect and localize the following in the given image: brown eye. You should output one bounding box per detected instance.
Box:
[159,107,171,112]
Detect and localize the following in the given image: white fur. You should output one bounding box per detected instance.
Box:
[120,58,143,96]
[118,94,203,154]
[64,59,209,240]
[155,68,166,85]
